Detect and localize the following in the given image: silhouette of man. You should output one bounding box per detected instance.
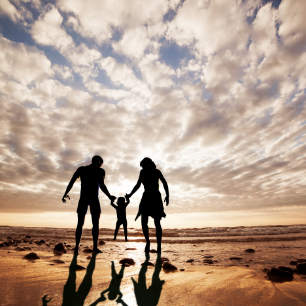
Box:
[62,155,116,253]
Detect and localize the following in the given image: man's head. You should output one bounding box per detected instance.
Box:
[92,155,103,167]
[117,197,125,205]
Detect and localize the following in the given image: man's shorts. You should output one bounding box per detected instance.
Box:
[77,196,101,215]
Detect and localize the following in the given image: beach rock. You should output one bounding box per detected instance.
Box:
[83,247,93,253]
[86,256,92,260]
[203,260,213,264]
[99,240,105,245]
[245,265,250,267]
[26,236,31,238]
[276,266,295,274]
[296,259,306,263]
[267,267,293,281]
[24,247,31,250]
[201,250,204,252]
[15,240,22,243]
[54,243,66,251]
[186,259,194,263]
[123,263,130,267]
[141,261,155,267]
[119,258,135,265]
[4,242,9,246]
[24,252,40,260]
[35,241,42,245]
[296,263,306,274]
[7,237,12,240]
[163,262,177,270]
[29,242,33,244]
[290,261,298,265]
[245,249,255,253]
[229,257,243,260]
[52,259,65,264]
[23,240,28,243]
[204,255,213,258]
[126,248,137,250]
[15,247,25,251]
[67,245,71,247]
[150,249,157,253]
[160,257,169,263]
[263,268,269,273]
[180,269,185,271]
[0,243,4,247]
[75,265,86,271]
[40,240,46,244]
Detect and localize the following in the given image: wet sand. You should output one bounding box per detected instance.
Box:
[1,225,306,305]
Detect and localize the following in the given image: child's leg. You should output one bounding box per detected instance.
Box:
[114,221,121,240]
[123,220,128,241]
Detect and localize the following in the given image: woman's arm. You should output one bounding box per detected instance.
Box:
[126,170,144,198]
[159,171,169,205]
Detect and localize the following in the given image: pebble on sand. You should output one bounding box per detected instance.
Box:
[229,257,243,260]
[24,252,40,260]
[26,236,31,238]
[52,259,66,264]
[40,240,46,244]
[160,257,169,263]
[276,266,295,274]
[163,262,177,270]
[290,261,298,265]
[99,240,105,245]
[141,262,155,266]
[203,255,213,258]
[180,269,185,271]
[245,249,255,253]
[125,248,137,250]
[296,263,306,274]
[267,267,294,281]
[186,259,194,263]
[119,258,135,265]
[15,247,25,251]
[150,249,157,253]
[83,247,93,253]
[86,256,92,260]
[54,243,66,251]
[203,260,213,264]
[75,265,86,271]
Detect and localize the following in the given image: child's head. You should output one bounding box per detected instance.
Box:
[117,197,125,205]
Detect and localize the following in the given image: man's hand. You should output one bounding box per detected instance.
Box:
[164,195,169,206]
[62,195,70,203]
[109,195,116,202]
[125,193,131,199]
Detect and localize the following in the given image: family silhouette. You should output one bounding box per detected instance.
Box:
[62,156,169,252]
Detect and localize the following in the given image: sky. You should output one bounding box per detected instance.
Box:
[0,0,306,229]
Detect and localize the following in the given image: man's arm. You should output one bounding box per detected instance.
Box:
[62,170,80,203]
[99,172,116,202]
[159,171,169,206]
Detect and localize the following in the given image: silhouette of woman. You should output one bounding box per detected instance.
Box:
[126,157,169,253]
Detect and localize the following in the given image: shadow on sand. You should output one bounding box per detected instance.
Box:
[132,253,165,306]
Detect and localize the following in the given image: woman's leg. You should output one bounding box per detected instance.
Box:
[154,218,162,253]
[123,220,128,241]
[141,214,150,252]
[76,213,86,252]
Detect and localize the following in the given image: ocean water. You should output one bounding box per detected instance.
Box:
[1,224,306,275]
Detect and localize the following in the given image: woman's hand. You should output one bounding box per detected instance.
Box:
[125,193,131,199]
[164,195,169,206]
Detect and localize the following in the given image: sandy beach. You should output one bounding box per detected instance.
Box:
[1,226,306,306]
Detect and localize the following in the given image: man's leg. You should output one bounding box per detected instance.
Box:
[141,215,150,252]
[154,218,162,253]
[114,221,120,240]
[76,213,86,252]
[91,213,101,251]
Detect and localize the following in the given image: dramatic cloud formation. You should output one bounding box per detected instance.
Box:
[0,0,306,227]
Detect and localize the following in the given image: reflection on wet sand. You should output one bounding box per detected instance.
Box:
[62,253,97,306]
[132,253,165,306]
[90,261,127,306]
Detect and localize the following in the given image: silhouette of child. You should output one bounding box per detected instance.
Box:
[111,196,130,241]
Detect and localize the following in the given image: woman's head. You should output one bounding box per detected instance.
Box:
[140,157,156,170]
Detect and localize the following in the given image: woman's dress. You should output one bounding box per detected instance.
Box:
[135,169,166,220]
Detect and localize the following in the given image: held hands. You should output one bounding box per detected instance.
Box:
[164,195,169,206]
[125,193,131,199]
[109,195,116,203]
[62,195,70,203]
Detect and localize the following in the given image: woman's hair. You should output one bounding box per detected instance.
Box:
[140,157,156,169]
